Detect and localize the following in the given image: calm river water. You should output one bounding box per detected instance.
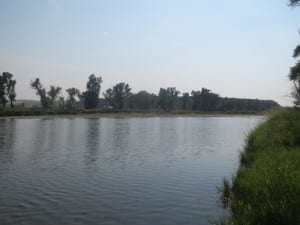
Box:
[0,116,263,225]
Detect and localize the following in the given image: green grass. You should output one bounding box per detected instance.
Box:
[216,109,300,225]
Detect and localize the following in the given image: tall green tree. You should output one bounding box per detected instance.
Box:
[182,92,190,110]
[289,61,300,105]
[192,88,219,111]
[66,88,81,109]
[104,83,131,109]
[0,72,17,109]
[129,91,156,110]
[48,85,62,107]
[7,79,16,108]
[158,87,180,111]
[191,90,201,110]
[58,97,65,109]
[83,74,102,109]
[0,75,7,109]
[31,78,50,109]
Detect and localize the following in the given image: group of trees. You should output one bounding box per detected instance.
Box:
[0,72,16,109]
[28,74,279,112]
[82,75,102,109]
[157,87,180,111]
[30,74,103,110]
[104,83,131,109]
[31,78,80,110]
[289,0,300,105]
[191,88,219,111]
[0,72,278,112]
[128,91,156,110]
[30,74,104,110]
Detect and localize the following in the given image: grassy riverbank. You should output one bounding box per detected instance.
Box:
[0,108,263,119]
[216,109,300,225]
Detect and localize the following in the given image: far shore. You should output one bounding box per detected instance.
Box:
[0,111,266,120]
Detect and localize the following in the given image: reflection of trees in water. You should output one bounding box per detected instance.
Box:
[158,118,179,155]
[0,119,16,163]
[85,119,101,165]
[84,118,132,168]
[31,119,51,158]
[83,118,189,168]
[81,117,246,169]
[30,119,67,161]
[190,118,217,153]
[66,119,76,148]
[110,119,130,167]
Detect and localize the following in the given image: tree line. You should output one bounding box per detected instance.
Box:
[29,75,279,112]
[0,72,279,112]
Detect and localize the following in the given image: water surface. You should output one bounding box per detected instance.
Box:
[0,116,263,225]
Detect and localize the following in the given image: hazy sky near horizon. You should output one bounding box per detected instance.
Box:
[1,0,300,106]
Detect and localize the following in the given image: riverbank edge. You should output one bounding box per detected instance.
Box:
[214,109,300,225]
[0,110,266,119]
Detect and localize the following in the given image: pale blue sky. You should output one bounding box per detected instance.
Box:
[0,0,300,105]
